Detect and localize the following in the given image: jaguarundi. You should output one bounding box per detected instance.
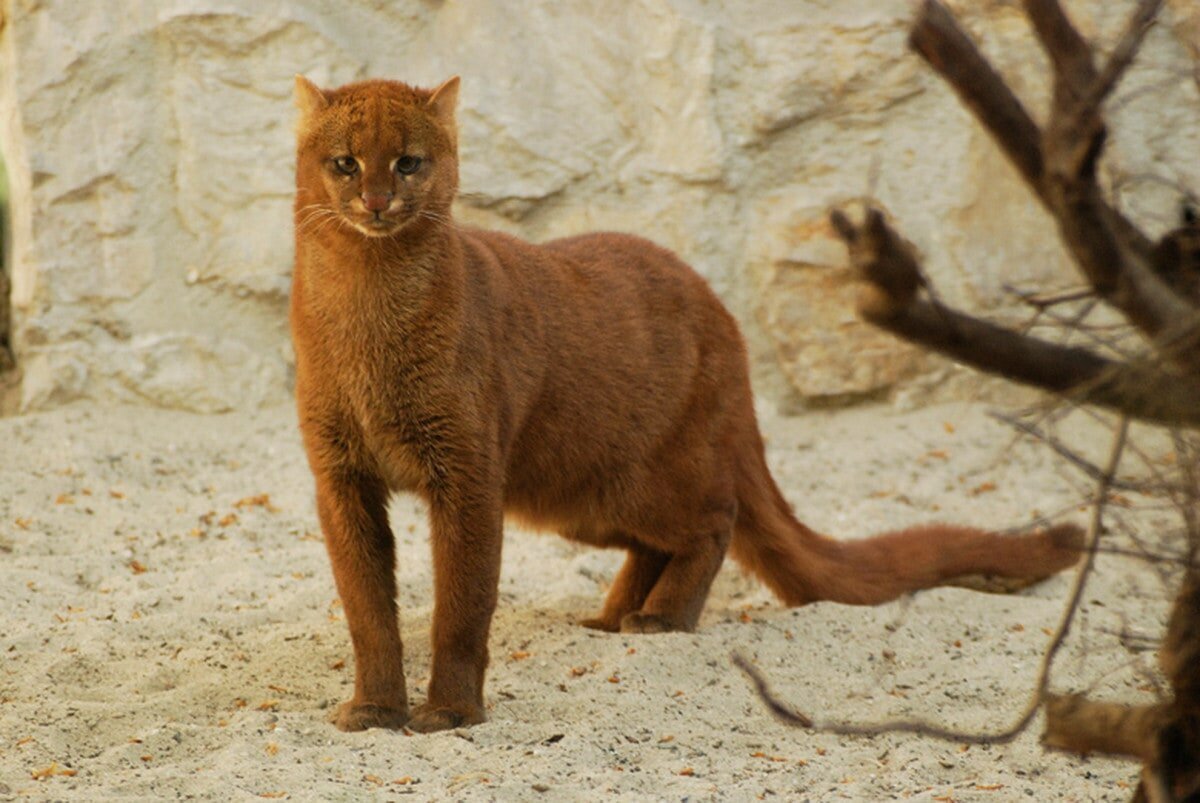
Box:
[289,75,1082,733]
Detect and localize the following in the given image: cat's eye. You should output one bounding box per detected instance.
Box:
[395,155,423,175]
[333,156,359,176]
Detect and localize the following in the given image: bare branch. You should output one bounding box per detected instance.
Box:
[1086,0,1164,109]
[1009,285,1096,310]
[830,206,1200,428]
[1091,543,1197,569]
[1160,570,1200,705]
[909,0,1044,194]
[830,207,923,316]
[1043,571,1200,800]
[912,1,1194,374]
[989,411,1163,493]
[1025,0,1200,364]
[1023,0,1098,94]
[730,653,812,728]
[812,1,1200,790]
[1171,433,1200,564]
[1157,570,1200,799]
[1141,770,1175,803]
[908,1,1157,263]
[733,652,1002,742]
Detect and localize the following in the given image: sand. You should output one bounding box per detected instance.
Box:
[0,400,1176,800]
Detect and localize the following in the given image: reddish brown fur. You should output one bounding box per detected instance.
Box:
[290,76,1084,733]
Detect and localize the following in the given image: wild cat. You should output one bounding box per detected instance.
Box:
[289,75,1082,732]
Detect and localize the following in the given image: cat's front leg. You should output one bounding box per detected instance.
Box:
[315,471,410,731]
[407,481,503,733]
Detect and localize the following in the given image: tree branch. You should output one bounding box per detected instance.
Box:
[910,1,1192,367]
[1043,570,1200,799]
[811,3,1200,795]
[1024,0,1200,367]
[1087,0,1163,109]
[909,0,1044,196]
[989,411,1164,493]
[1024,0,1097,95]
[830,207,1200,428]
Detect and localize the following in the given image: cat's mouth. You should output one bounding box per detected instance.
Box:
[365,216,400,235]
[350,212,405,238]
[343,200,437,239]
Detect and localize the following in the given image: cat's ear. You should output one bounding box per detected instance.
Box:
[294,75,330,125]
[427,76,461,127]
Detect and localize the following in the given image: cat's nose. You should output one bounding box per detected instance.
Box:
[361,192,393,213]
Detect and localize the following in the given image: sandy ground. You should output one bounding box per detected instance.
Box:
[0,399,1179,800]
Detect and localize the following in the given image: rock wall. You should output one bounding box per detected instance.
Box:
[0,0,1196,413]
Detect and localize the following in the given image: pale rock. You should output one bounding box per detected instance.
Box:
[16,348,91,411]
[719,1,917,138]
[114,333,285,413]
[17,333,283,413]
[748,195,926,402]
[0,0,1196,413]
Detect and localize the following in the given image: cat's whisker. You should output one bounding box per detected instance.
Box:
[316,215,349,237]
[295,201,334,216]
[296,206,353,237]
[299,217,333,236]
[302,211,341,236]
[298,211,336,226]
[297,210,333,231]
[296,204,336,227]
[417,209,461,231]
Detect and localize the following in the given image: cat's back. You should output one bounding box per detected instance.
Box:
[540,231,701,282]
[456,227,714,308]
[458,227,744,374]
[540,231,730,315]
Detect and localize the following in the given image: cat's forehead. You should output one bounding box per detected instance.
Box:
[310,80,446,152]
[328,79,430,109]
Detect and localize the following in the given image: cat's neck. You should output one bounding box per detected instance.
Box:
[295,215,465,332]
[301,215,459,284]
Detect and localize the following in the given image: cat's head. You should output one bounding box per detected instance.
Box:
[293,76,460,239]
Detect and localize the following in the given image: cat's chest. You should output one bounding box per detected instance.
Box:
[346,366,443,494]
[295,333,437,493]
[295,288,459,492]
[362,422,429,493]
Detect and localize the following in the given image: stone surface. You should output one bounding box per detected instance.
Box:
[748,195,929,404]
[0,0,1197,413]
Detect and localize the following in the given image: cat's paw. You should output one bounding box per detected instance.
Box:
[330,701,409,732]
[406,702,486,733]
[619,612,687,634]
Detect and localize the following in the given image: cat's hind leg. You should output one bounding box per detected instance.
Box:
[605,461,737,633]
[618,522,731,634]
[580,544,671,632]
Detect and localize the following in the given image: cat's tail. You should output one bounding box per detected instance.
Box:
[728,443,1084,606]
